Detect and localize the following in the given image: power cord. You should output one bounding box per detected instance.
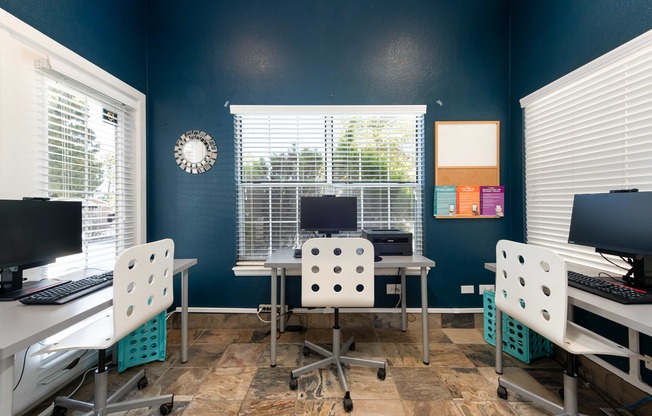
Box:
[13,346,30,391]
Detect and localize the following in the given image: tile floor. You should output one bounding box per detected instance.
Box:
[23,312,636,416]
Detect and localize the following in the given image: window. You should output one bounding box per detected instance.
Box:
[0,10,146,277]
[231,105,426,261]
[522,30,652,274]
[37,72,138,274]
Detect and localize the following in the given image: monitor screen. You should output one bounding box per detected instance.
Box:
[300,196,357,235]
[0,199,83,270]
[568,191,652,258]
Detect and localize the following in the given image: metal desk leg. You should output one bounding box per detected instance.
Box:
[495,308,503,374]
[400,267,407,332]
[270,267,278,367]
[0,355,14,416]
[421,266,429,365]
[181,268,189,364]
[280,268,286,332]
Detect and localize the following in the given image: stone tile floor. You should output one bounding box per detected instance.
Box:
[22,312,642,416]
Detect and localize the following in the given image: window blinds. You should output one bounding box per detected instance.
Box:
[522,30,652,274]
[36,72,138,275]
[231,105,426,261]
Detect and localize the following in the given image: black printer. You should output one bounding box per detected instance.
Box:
[362,229,413,256]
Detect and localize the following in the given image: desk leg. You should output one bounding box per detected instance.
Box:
[421,266,429,365]
[280,268,286,333]
[0,355,14,416]
[180,268,189,364]
[495,308,503,374]
[400,267,407,332]
[270,267,278,367]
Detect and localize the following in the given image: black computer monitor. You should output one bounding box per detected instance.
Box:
[568,191,652,284]
[0,199,82,299]
[300,196,357,237]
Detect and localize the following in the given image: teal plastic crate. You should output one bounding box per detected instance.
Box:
[117,311,167,372]
[483,290,552,364]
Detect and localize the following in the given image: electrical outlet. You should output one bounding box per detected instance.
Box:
[460,285,474,294]
[257,304,289,315]
[479,284,495,294]
[386,284,401,295]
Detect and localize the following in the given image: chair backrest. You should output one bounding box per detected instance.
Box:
[112,239,175,341]
[494,240,568,347]
[301,237,374,308]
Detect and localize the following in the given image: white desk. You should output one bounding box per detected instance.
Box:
[485,262,652,395]
[264,249,435,367]
[0,258,197,416]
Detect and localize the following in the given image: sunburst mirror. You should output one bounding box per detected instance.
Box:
[174,130,217,174]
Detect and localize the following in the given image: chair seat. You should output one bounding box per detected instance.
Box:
[33,308,116,355]
[565,321,636,357]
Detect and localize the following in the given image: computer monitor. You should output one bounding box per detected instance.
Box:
[0,199,82,299]
[568,191,652,284]
[300,196,357,237]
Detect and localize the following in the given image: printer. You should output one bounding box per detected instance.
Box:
[362,229,413,256]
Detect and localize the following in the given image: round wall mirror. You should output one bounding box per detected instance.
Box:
[174,130,217,174]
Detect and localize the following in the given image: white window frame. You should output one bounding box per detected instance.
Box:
[522,29,652,275]
[0,10,146,276]
[231,105,426,265]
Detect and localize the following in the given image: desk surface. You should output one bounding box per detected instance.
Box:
[265,248,435,269]
[484,262,652,336]
[0,258,197,361]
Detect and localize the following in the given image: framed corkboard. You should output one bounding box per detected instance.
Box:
[435,121,500,186]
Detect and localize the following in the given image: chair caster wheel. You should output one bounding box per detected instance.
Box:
[497,385,508,400]
[343,393,353,412]
[159,402,174,415]
[137,375,148,390]
[52,405,67,416]
[349,341,356,351]
[377,367,386,380]
[289,377,298,390]
[302,346,311,356]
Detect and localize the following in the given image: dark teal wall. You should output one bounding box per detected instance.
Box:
[146,0,511,309]
[5,0,652,310]
[508,0,652,240]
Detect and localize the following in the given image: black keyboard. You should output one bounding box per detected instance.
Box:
[567,271,652,304]
[20,271,113,305]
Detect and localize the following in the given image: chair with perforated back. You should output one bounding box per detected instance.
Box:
[494,240,638,416]
[289,237,386,413]
[33,239,175,416]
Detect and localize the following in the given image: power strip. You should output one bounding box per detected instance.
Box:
[257,304,289,314]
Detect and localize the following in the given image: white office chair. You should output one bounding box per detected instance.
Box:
[33,239,175,416]
[289,237,386,413]
[494,240,637,416]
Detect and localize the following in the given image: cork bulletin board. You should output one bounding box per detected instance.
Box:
[435,121,500,186]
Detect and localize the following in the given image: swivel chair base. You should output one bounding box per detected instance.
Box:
[51,350,174,416]
[497,352,584,416]
[289,310,386,413]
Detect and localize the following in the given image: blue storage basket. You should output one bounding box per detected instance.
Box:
[483,290,552,364]
[117,311,167,372]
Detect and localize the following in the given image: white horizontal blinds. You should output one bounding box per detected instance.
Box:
[36,72,137,276]
[523,30,652,274]
[233,106,425,260]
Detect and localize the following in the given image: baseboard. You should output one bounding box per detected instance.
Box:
[174,306,484,314]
